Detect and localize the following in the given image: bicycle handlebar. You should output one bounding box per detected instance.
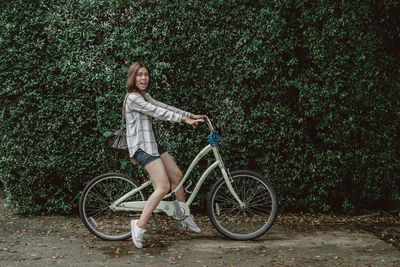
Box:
[203,115,215,132]
[194,115,215,132]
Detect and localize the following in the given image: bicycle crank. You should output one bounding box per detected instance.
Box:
[171,192,186,220]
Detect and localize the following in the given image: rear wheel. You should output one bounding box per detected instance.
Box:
[207,170,278,240]
[79,173,146,241]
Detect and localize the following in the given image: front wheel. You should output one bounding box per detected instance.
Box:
[207,170,278,240]
[79,172,146,241]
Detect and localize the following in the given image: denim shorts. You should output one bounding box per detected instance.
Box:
[133,143,167,167]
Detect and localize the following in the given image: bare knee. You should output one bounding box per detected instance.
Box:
[155,183,170,196]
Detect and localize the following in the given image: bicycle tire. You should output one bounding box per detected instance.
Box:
[207,170,278,240]
[79,172,146,241]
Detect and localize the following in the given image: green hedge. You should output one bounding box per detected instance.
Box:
[1,0,399,214]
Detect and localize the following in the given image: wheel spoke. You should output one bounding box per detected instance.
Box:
[217,207,243,224]
[85,206,109,217]
[248,197,272,207]
[247,206,271,215]
[91,186,109,205]
[215,189,235,203]
[246,186,267,203]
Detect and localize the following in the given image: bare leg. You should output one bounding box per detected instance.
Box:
[137,159,170,229]
[160,152,186,202]
[160,153,201,232]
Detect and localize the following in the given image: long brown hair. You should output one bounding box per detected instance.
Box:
[126,62,149,100]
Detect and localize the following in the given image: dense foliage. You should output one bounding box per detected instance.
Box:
[1,0,399,214]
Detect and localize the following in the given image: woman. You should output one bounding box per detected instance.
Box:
[125,62,204,249]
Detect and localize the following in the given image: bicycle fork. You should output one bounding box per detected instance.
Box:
[220,167,246,208]
[212,146,245,209]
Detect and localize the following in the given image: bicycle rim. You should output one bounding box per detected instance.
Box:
[207,170,277,240]
[79,173,145,241]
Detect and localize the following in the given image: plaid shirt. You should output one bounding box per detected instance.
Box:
[125,92,191,157]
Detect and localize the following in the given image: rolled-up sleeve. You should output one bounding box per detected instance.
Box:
[127,93,182,123]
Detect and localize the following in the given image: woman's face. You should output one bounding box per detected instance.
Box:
[135,67,149,91]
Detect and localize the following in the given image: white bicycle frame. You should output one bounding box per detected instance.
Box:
[109,117,244,217]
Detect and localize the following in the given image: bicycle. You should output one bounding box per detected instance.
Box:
[79,116,278,241]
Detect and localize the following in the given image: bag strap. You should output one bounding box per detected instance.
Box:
[120,94,128,130]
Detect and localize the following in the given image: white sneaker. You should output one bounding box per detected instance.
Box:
[181,214,201,233]
[131,220,146,248]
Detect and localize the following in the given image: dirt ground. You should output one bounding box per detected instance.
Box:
[1,194,399,267]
